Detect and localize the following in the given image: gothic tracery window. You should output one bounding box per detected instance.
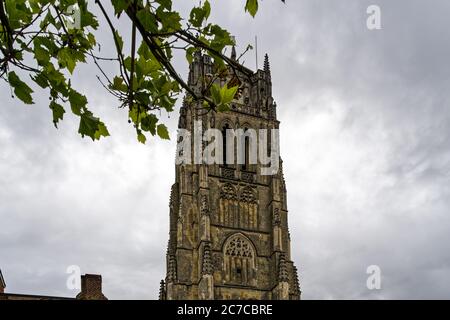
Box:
[240,186,256,203]
[223,234,256,286]
[219,183,238,226]
[219,184,258,229]
[225,236,254,257]
[239,186,258,229]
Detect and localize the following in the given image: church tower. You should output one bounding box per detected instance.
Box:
[159,51,301,300]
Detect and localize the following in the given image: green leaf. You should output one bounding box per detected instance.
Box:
[159,95,176,112]
[221,84,238,104]
[140,113,158,135]
[34,46,50,65]
[203,0,211,20]
[49,101,65,128]
[185,47,196,64]
[78,113,109,141]
[94,122,110,140]
[137,6,158,33]
[111,0,130,16]
[40,10,55,29]
[79,6,99,29]
[137,131,147,144]
[44,64,65,86]
[68,90,87,115]
[32,72,49,89]
[57,48,76,74]
[8,71,34,104]
[158,11,181,31]
[137,56,160,77]
[138,41,152,60]
[208,83,238,110]
[110,76,128,92]
[245,0,259,17]
[156,0,172,10]
[210,83,222,105]
[209,24,234,54]
[87,33,96,46]
[189,0,211,28]
[114,30,124,52]
[157,124,170,140]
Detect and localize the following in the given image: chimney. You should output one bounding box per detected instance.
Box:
[0,269,5,294]
[76,274,107,300]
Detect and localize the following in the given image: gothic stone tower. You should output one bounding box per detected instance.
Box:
[159,51,301,300]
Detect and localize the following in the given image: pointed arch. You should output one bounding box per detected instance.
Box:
[238,186,258,229]
[240,124,252,171]
[239,186,257,203]
[222,233,257,286]
[218,118,235,130]
[219,183,238,226]
[222,232,258,257]
[220,183,237,200]
[219,119,234,166]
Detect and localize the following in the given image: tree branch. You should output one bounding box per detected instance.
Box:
[0,0,13,54]
[95,0,131,86]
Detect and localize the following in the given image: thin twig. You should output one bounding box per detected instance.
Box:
[95,0,131,86]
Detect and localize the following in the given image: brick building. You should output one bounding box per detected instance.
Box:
[0,271,107,300]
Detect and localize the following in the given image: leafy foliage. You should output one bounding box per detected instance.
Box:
[0,0,281,143]
[245,0,258,17]
[8,71,34,104]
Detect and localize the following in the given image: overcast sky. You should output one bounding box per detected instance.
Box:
[1,0,450,299]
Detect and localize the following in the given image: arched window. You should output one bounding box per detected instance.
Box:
[219,184,258,229]
[222,123,230,166]
[223,233,256,286]
[238,126,256,172]
[219,183,237,226]
[243,128,249,171]
[239,186,258,229]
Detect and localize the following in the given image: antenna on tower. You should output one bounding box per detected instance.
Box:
[255,35,258,70]
[230,36,236,61]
